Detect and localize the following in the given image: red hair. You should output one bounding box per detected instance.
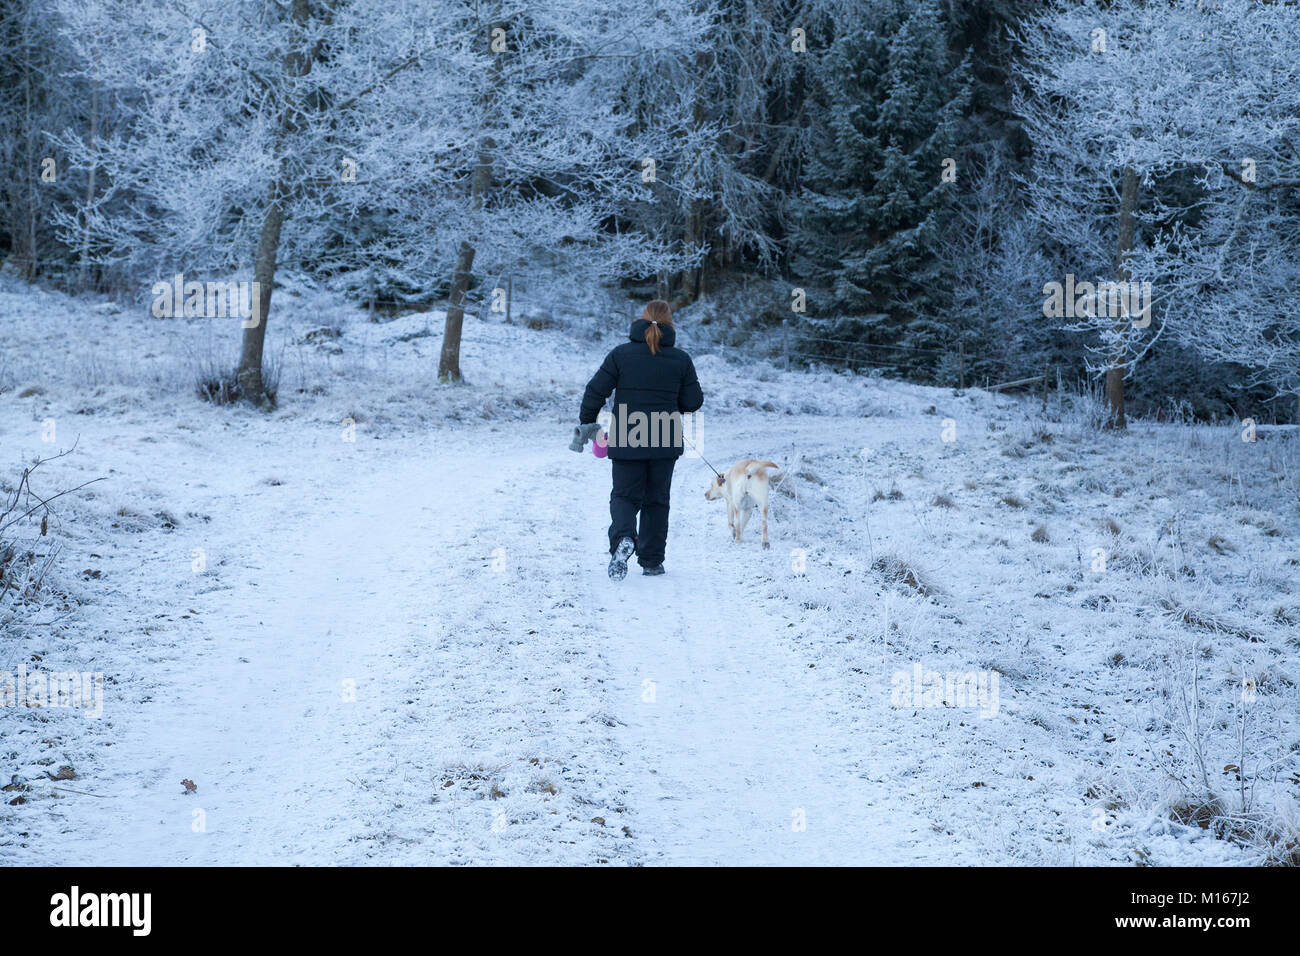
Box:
[642,299,673,355]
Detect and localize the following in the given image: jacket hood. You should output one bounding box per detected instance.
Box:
[630,318,676,349]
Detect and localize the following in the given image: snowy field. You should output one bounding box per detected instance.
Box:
[2,274,1298,866]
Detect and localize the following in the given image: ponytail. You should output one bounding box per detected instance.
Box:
[642,299,673,356]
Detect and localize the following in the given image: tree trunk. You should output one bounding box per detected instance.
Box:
[674,203,699,308]
[1104,165,1138,430]
[438,40,499,383]
[78,78,99,293]
[21,19,37,280]
[672,49,711,309]
[238,185,285,406]
[236,0,311,408]
[438,241,476,382]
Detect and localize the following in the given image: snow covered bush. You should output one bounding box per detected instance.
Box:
[0,455,72,633]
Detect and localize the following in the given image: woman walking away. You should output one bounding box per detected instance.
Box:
[576,300,704,580]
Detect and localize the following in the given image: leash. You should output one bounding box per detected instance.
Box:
[681,434,724,480]
[682,436,795,487]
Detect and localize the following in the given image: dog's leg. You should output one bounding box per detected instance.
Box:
[761,502,770,549]
[736,505,753,543]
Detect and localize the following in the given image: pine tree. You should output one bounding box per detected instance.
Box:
[790,0,971,374]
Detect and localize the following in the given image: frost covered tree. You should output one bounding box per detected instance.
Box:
[52,0,440,404]
[1013,0,1183,428]
[937,153,1060,387]
[789,0,972,368]
[1125,1,1300,403]
[615,0,831,306]
[421,1,712,382]
[0,0,90,282]
[50,0,707,401]
[1015,0,1300,425]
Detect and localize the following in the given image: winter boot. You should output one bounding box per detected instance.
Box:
[608,536,635,581]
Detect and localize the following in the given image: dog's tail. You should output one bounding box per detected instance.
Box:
[746,460,780,476]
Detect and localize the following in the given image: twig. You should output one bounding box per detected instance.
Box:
[0,477,108,535]
[27,607,75,627]
[0,437,82,525]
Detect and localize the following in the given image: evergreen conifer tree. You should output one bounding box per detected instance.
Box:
[791,0,972,373]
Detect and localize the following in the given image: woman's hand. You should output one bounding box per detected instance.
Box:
[569,422,605,452]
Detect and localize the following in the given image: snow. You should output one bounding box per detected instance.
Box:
[2,274,1297,865]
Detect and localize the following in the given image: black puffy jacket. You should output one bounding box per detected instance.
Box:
[580,319,704,460]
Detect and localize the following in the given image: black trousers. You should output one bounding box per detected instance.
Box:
[608,457,677,567]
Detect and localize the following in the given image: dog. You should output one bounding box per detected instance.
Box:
[704,458,780,548]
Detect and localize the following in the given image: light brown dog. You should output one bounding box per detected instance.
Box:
[704,458,780,548]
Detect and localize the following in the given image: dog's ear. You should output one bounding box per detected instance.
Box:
[715,474,725,485]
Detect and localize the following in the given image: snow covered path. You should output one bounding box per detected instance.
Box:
[7,288,1292,867]
[601,561,955,864]
[7,414,971,865]
[480,423,968,865]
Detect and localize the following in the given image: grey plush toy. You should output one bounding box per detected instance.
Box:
[569,422,605,452]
